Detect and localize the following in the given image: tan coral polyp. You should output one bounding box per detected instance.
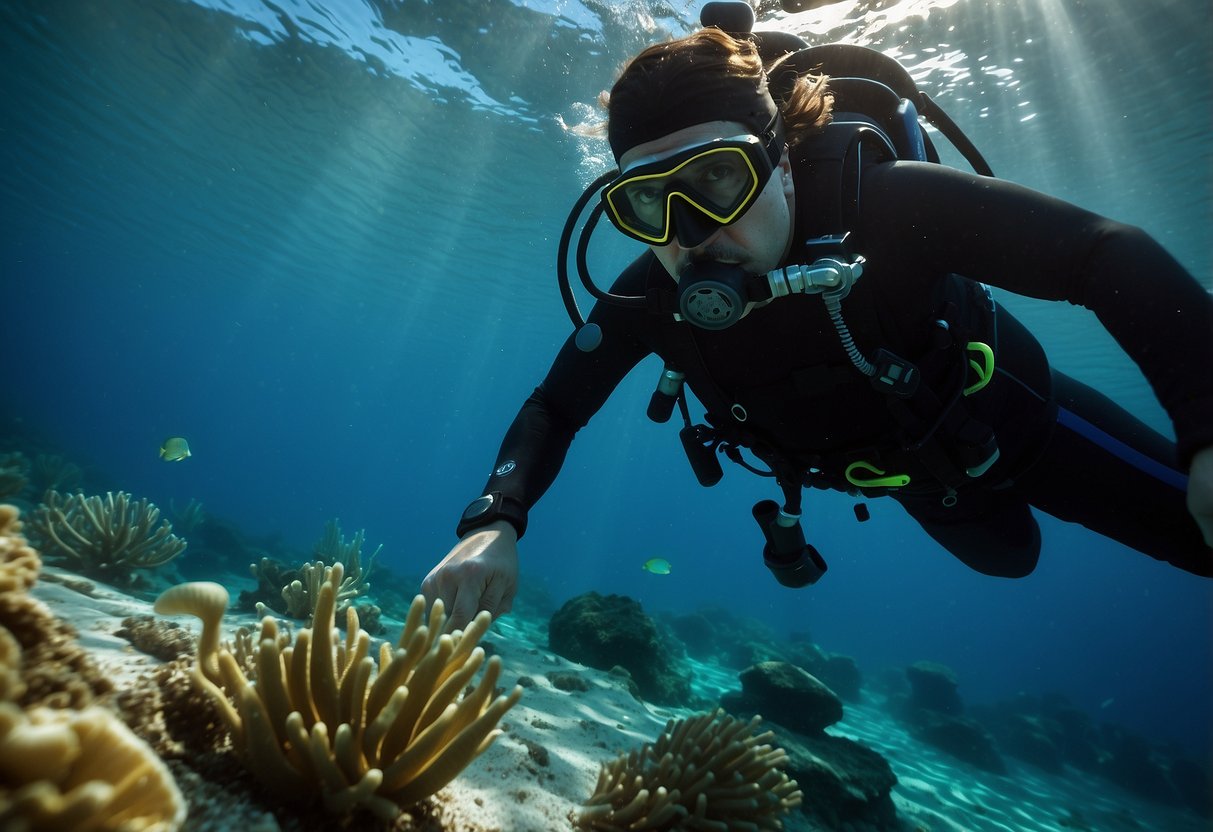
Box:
[155,561,521,819]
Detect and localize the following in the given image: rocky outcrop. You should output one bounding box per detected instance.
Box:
[893,660,1005,774]
[722,661,899,831]
[548,592,692,705]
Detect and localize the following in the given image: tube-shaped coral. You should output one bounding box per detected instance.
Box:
[313,518,380,587]
[155,563,522,819]
[27,491,186,582]
[578,709,803,831]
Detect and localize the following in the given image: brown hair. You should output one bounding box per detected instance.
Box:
[602,28,833,159]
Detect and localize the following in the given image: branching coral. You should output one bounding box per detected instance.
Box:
[0,503,186,832]
[279,558,366,621]
[313,518,380,580]
[311,518,378,600]
[154,562,522,819]
[27,491,187,582]
[578,709,803,831]
[250,520,380,622]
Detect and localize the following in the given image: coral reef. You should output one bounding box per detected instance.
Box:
[239,519,380,622]
[578,708,802,831]
[0,504,186,832]
[26,491,187,585]
[278,558,367,621]
[154,562,523,819]
[313,518,380,579]
[239,556,298,615]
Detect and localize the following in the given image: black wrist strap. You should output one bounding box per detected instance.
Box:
[456,491,528,539]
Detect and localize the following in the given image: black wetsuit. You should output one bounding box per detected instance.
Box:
[471,150,1213,578]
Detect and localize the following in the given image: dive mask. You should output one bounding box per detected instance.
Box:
[602,128,782,248]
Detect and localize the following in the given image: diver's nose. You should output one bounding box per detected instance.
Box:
[672,226,724,260]
[670,200,725,249]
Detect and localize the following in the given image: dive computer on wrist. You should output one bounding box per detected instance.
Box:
[456,492,527,539]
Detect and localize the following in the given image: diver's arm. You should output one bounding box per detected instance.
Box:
[423,256,658,626]
[862,161,1213,467]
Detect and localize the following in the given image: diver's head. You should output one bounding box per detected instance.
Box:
[602,28,831,279]
[613,119,794,280]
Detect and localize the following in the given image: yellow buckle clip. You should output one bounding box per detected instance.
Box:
[845,461,910,489]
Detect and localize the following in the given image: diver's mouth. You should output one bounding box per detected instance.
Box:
[686,255,746,270]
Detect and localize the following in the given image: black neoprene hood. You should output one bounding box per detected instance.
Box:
[607,37,780,163]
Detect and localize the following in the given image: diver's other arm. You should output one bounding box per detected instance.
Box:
[421,520,519,630]
[862,162,1213,468]
[1187,445,1213,549]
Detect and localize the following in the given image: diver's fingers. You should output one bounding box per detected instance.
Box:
[424,560,496,630]
[480,581,514,621]
[446,585,483,633]
[421,563,465,627]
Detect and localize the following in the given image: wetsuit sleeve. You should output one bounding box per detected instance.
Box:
[464,256,657,536]
[862,162,1213,466]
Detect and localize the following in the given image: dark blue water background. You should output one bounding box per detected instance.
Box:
[3,0,1210,760]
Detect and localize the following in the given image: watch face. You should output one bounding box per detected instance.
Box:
[462,494,495,522]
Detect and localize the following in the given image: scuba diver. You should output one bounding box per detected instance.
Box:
[422,3,1213,628]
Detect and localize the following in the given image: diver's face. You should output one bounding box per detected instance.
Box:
[617,120,795,281]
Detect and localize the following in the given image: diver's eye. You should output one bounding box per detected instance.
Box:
[697,158,747,192]
[626,184,663,206]
[703,160,743,182]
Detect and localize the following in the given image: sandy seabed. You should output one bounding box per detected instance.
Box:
[19,566,1211,832]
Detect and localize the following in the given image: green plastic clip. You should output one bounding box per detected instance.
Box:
[964,341,994,396]
[845,460,911,489]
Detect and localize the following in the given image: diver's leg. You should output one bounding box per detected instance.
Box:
[893,488,1041,577]
[1016,370,1211,576]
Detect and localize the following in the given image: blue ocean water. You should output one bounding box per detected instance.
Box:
[2,0,1210,776]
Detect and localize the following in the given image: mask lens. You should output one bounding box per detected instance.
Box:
[604,136,772,245]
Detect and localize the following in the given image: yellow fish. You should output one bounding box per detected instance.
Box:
[642,557,672,575]
[159,437,191,462]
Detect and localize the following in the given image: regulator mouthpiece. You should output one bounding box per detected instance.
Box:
[678,261,751,330]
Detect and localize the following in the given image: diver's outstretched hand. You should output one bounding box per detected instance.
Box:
[1188,444,1213,550]
[421,521,519,630]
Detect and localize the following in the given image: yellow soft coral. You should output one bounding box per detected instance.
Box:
[0,504,186,832]
[0,504,40,594]
[578,709,803,831]
[155,563,522,819]
[0,704,186,832]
